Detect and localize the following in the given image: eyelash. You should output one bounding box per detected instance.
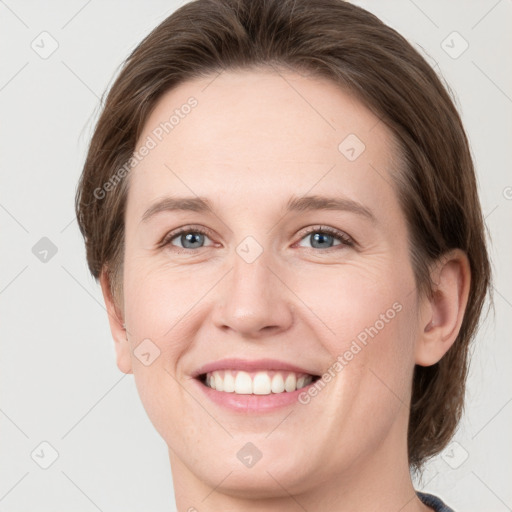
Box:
[159,225,355,253]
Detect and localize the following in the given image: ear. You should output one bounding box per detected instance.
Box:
[415,249,471,366]
[99,268,133,374]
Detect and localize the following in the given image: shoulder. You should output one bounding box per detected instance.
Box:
[417,491,456,512]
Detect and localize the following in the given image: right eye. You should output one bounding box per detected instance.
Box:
[160,226,215,252]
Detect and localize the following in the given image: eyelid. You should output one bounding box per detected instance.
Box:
[158,225,215,249]
[159,224,356,251]
[294,225,355,248]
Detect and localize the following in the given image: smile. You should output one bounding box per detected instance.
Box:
[200,370,320,394]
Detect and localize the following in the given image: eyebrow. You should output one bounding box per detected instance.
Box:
[285,195,376,222]
[141,196,214,222]
[141,194,376,223]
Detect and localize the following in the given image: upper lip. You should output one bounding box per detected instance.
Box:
[192,358,320,378]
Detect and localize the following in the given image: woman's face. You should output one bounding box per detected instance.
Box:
[119,68,423,496]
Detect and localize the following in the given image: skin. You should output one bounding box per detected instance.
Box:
[100,67,470,512]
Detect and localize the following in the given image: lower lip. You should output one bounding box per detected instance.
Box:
[192,377,317,413]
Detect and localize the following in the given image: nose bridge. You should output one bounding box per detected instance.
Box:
[212,236,293,336]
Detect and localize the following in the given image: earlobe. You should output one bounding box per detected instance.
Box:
[415,249,471,367]
[99,269,133,374]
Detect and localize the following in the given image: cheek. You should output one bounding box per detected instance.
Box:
[121,262,195,422]
[122,268,198,448]
[331,287,418,435]
[292,262,417,426]
[286,255,414,355]
[123,257,205,340]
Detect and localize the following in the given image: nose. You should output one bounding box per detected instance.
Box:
[211,248,294,339]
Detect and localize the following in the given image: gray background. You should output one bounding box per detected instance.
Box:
[0,0,510,510]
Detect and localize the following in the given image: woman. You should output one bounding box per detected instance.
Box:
[75,1,491,510]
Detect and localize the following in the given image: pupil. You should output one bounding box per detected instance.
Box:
[311,233,333,248]
[183,232,203,248]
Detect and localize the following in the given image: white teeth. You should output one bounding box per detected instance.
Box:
[271,373,285,393]
[253,372,272,395]
[234,371,253,394]
[204,370,315,394]
[223,372,235,392]
[284,373,296,392]
[214,372,224,392]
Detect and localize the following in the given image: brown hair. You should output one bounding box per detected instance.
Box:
[75,0,492,470]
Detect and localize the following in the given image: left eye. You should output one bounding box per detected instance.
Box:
[296,227,354,250]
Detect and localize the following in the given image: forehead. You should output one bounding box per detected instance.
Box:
[127,68,400,216]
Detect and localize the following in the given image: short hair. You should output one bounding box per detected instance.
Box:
[75,0,492,471]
